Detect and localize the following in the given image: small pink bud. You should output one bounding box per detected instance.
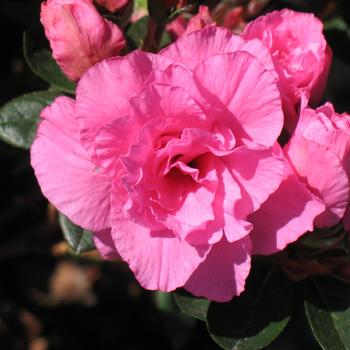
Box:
[94,0,129,13]
[41,0,126,81]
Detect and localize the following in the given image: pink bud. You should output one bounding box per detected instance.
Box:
[41,0,126,81]
[166,5,215,41]
[94,0,129,13]
[183,5,215,36]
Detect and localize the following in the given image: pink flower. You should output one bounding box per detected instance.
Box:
[183,5,215,36]
[284,102,350,228]
[223,6,245,34]
[242,9,332,132]
[41,0,126,81]
[166,16,187,40]
[248,144,325,255]
[31,27,321,301]
[166,6,215,40]
[94,0,129,13]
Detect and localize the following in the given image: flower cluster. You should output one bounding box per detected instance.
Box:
[32,4,350,301]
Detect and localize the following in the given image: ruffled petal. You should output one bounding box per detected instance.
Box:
[161,26,275,73]
[249,172,325,255]
[184,236,252,302]
[225,144,286,217]
[111,218,210,291]
[194,52,283,146]
[76,51,165,154]
[285,135,350,227]
[31,96,111,231]
[93,228,120,260]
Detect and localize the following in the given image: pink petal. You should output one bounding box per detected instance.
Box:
[76,51,162,154]
[93,228,120,260]
[214,160,253,243]
[151,64,209,109]
[31,97,111,231]
[285,135,350,227]
[110,218,210,291]
[249,172,325,255]
[296,103,350,176]
[95,0,129,13]
[183,5,215,36]
[184,236,252,302]
[160,26,275,74]
[94,116,139,176]
[225,144,286,218]
[309,45,332,106]
[194,52,283,147]
[157,179,217,241]
[130,83,208,127]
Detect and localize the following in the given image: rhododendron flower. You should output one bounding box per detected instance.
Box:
[242,9,332,132]
[94,0,129,13]
[41,0,126,81]
[31,27,322,302]
[284,102,350,228]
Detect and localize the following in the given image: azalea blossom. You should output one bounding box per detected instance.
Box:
[32,26,324,301]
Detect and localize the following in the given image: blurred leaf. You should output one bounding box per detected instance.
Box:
[324,17,350,35]
[175,289,210,321]
[207,261,294,350]
[58,214,95,253]
[135,0,147,11]
[155,291,177,313]
[154,291,196,350]
[147,0,170,22]
[305,277,350,350]
[127,16,149,48]
[160,31,172,49]
[0,90,61,149]
[23,25,75,94]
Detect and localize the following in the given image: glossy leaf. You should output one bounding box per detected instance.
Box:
[175,289,210,321]
[23,25,75,93]
[155,291,196,350]
[127,16,149,48]
[0,90,61,149]
[58,213,95,253]
[207,259,294,350]
[305,277,350,350]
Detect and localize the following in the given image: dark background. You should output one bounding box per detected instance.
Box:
[0,0,349,349]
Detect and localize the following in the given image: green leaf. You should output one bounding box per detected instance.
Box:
[175,289,210,321]
[207,259,294,350]
[58,213,95,253]
[135,0,147,11]
[154,291,196,350]
[23,25,76,93]
[324,17,349,34]
[127,16,149,48]
[0,90,61,149]
[305,277,350,350]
